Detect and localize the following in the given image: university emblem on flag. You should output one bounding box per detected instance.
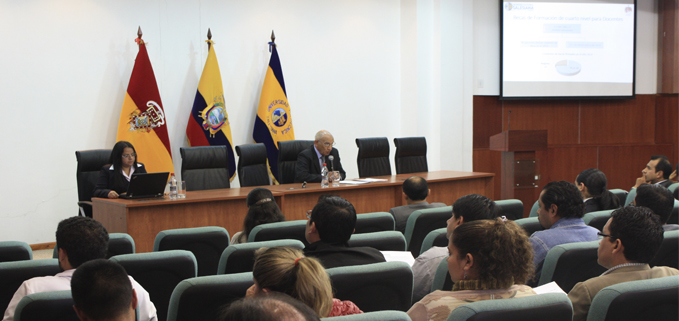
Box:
[127,101,166,132]
[200,95,228,137]
[266,99,292,134]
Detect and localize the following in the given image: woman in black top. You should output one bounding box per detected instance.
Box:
[93,141,146,199]
[575,168,620,214]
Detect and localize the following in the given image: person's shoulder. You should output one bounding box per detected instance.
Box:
[100,164,113,171]
[649,266,679,276]
[416,246,448,261]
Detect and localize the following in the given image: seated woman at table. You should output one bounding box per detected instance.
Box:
[93,141,146,199]
[407,218,535,321]
[230,188,286,244]
[575,168,620,214]
[246,246,362,317]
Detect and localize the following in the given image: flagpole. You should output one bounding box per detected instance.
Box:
[137,26,143,45]
[207,28,212,50]
[269,30,276,52]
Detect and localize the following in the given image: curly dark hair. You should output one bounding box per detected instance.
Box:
[541,181,585,219]
[56,216,109,268]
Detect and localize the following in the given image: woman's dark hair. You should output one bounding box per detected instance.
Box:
[243,188,285,239]
[108,141,138,193]
[576,169,620,212]
[247,188,275,207]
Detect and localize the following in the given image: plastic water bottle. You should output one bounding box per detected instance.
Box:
[169,173,178,200]
[321,163,329,188]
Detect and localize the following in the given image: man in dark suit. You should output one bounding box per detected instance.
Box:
[389,176,446,233]
[633,155,673,189]
[294,130,346,183]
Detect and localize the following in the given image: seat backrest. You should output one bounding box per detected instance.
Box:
[110,250,197,321]
[495,199,524,220]
[420,228,448,255]
[668,199,679,225]
[107,233,136,259]
[538,240,606,292]
[649,230,679,269]
[14,290,77,321]
[355,137,392,178]
[447,293,573,321]
[609,189,628,207]
[153,226,230,276]
[529,200,539,217]
[217,239,305,275]
[277,140,314,184]
[514,217,545,236]
[0,241,32,263]
[327,262,413,312]
[167,272,254,321]
[355,212,395,234]
[393,137,428,174]
[668,182,679,193]
[431,255,454,293]
[0,259,61,315]
[235,143,270,187]
[180,146,230,191]
[322,310,413,321]
[587,275,679,321]
[583,209,615,232]
[248,220,309,246]
[347,231,407,252]
[624,188,637,207]
[404,206,452,257]
[75,149,111,217]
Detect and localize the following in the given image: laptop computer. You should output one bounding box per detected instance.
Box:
[119,172,170,199]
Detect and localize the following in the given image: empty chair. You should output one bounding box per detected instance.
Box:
[529,200,539,217]
[609,189,628,207]
[446,293,573,321]
[247,220,308,246]
[75,149,111,217]
[323,310,412,321]
[650,230,679,269]
[393,137,428,174]
[235,143,270,187]
[0,241,32,263]
[52,233,136,260]
[355,137,391,178]
[538,240,606,292]
[0,259,61,316]
[419,228,447,255]
[495,199,524,220]
[167,272,254,321]
[180,146,230,191]
[587,275,679,321]
[355,212,395,234]
[217,239,305,275]
[14,290,77,321]
[327,261,413,312]
[404,206,452,257]
[583,210,615,232]
[277,140,314,184]
[110,250,197,321]
[153,226,230,276]
[515,217,545,236]
[347,231,407,252]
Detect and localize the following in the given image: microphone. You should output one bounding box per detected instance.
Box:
[328,155,334,172]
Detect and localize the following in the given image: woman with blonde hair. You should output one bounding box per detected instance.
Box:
[246,247,362,317]
[408,218,535,321]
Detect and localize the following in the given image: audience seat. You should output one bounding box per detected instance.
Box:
[447,293,573,321]
[235,143,270,187]
[586,275,679,321]
[167,272,254,321]
[495,199,524,220]
[217,239,305,275]
[327,261,413,312]
[247,220,308,246]
[153,226,230,276]
[393,137,428,175]
[609,189,628,207]
[514,217,545,236]
[355,212,395,234]
[529,200,539,217]
[583,209,615,232]
[538,240,606,293]
[14,290,77,321]
[75,149,111,217]
[0,241,32,263]
[668,182,679,194]
[347,231,407,252]
[431,256,454,293]
[419,228,447,255]
[404,206,452,257]
[0,259,61,316]
[355,137,392,177]
[180,146,230,191]
[649,230,679,269]
[624,188,636,207]
[668,199,679,225]
[277,140,314,184]
[323,310,412,321]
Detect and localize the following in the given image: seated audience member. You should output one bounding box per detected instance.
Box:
[295,130,346,183]
[220,292,320,321]
[635,183,678,231]
[71,259,137,321]
[246,247,362,318]
[389,176,446,233]
[407,218,535,321]
[231,188,286,244]
[633,155,673,189]
[411,194,500,303]
[2,216,156,321]
[530,181,599,284]
[568,206,679,321]
[304,195,385,268]
[575,168,620,214]
[93,141,146,199]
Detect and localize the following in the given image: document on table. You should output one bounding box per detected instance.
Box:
[339,180,370,185]
[355,178,389,182]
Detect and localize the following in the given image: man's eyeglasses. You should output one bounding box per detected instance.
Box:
[597,232,616,240]
[322,141,336,147]
[122,153,137,158]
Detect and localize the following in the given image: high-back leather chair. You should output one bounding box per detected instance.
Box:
[180,146,230,191]
[495,199,524,220]
[404,206,452,257]
[217,239,305,275]
[235,143,270,187]
[0,241,32,263]
[153,227,230,276]
[447,293,573,321]
[14,290,78,321]
[538,240,606,292]
[355,137,391,178]
[75,149,111,217]
[393,137,428,174]
[587,275,679,321]
[277,140,314,184]
[0,259,61,316]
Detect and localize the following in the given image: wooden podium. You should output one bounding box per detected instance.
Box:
[489,130,548,205]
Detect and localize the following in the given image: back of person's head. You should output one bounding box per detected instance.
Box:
[609,206,664,263]
[252,247,333,317]
[651,155,672,179]
[220,292,320,321]
[109,141,137,169]
[247,188,275,207]
[452,194,500,222]
[451,218,534,288]
[309,195,356,244]
[71,259,134,321]
[403,176,428,201]
[635,184,675,224]
[541,181,585,219]
[576,168,620,210]
[243,198,285,239]
[56,216,109,268]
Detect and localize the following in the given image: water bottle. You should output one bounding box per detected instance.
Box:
[169,173,178,200]
[321,163,329,188]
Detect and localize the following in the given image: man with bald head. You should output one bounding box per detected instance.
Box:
[295,130,346,183]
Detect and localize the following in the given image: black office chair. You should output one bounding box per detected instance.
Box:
[180,146,230,191]
[235,143,270,187]
[393,137,428,174]
[277,140,314,184]
[75,149,111,217]
[356,137,391,178]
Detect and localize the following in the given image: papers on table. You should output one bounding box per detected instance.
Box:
[339,180,370,185]
[339,178,389,185]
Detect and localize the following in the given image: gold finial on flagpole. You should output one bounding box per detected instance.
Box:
[137,26,143,39]
[207,28,212,50]
[270,30,276,43]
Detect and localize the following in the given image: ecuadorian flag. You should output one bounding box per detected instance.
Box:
[253,43,295,183]
[116,39,174,174]
[186,40,236,181]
